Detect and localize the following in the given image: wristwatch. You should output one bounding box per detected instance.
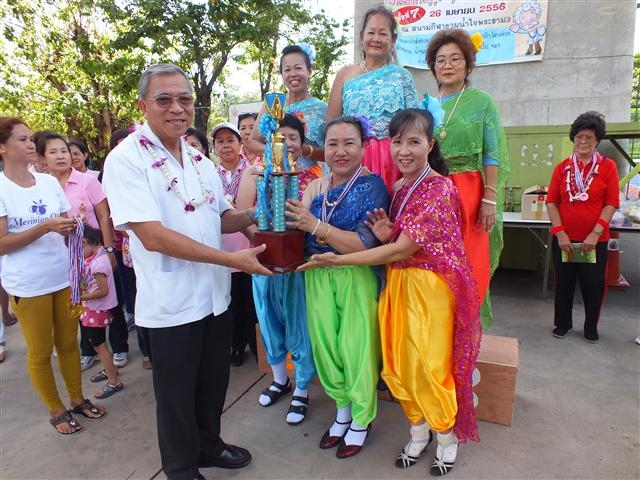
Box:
[105,246,115,254]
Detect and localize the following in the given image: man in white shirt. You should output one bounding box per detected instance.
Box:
[103,63,270,480]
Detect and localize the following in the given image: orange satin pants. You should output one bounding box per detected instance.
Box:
[379,267,457,431]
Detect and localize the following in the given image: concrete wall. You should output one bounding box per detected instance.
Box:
[354,0,636,127]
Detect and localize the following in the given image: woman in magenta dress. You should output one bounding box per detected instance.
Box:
[301,109,481,476]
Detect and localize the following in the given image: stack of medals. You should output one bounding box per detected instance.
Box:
[566,152,600,203]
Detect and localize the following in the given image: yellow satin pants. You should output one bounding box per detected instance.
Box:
[10,287,83,411]
[379,267,457,431]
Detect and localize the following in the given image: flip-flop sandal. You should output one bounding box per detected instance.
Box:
[50,411,82,436]
[94,382,124,399]
[70,398,106,420]
[2,314,17,326]
[90,369,109,383]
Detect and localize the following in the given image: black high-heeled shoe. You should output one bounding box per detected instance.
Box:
[430,439,458,476]
[395,430,433,468]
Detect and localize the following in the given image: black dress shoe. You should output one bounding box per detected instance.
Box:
[199,444,252,469]
[230,349,244,367]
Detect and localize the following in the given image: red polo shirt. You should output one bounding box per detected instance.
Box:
[546,155,619,242]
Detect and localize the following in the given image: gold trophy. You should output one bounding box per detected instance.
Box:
[254,92,304,272]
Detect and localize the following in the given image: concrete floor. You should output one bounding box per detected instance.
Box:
[1,234,638,480]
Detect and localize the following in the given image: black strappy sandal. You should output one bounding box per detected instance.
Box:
[286,395,309,425]
[395,431,434,468]
[259,378,292,407]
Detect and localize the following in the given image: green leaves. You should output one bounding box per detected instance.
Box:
[103,0,350,132]
[2,0,350,157]
[1,0,144,161]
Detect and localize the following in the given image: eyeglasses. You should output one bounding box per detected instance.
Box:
[574,135,597,143]
[147,94,194,108]
[434,56,464,68]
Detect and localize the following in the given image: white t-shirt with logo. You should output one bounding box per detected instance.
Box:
[0,172,71,296]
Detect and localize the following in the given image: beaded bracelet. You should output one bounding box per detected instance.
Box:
[484,185,498,194]
[481,198,497,206]
[550,225,565,235]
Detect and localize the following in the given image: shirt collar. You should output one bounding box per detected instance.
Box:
[217,159,246,174]
[66,168,83,185]
[139,122,189,165]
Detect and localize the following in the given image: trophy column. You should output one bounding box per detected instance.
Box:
[253,92,305,273]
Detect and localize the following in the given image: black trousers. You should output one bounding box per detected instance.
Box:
[230,272,258,356]
[115,249,136,315]
[552,238,608,337]
[114,250,151,358]
[136,325,151,358]
[149,311,232,480]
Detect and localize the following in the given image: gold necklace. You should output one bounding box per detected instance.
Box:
[438,85,466,140]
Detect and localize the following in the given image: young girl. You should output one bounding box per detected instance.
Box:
[81,225,124,399]
[300,108,481,476]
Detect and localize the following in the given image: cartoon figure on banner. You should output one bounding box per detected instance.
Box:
[510,1,546,56]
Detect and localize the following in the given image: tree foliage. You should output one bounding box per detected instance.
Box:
[236,10,350,100]
[101,0,348,133]
[0,0,146,162]
[209,92,262,127]
[1,0,350,159]
[631,53,639,159]
[632,53,639,115]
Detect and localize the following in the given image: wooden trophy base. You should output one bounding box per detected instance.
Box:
[254,229,305,273]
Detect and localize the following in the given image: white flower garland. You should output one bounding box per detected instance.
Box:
[138,134,213,212]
